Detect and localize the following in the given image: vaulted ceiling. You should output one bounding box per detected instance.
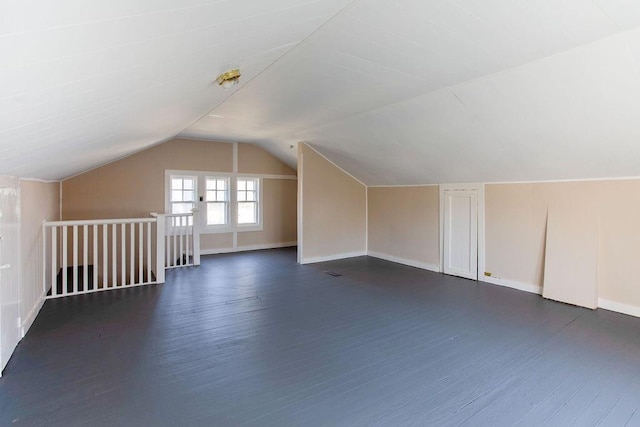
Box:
[4,1,640,184]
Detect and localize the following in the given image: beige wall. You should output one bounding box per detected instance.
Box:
[62,138,233,219]
[238,179,297,247]
[367,186,439,268]
[62,138,296,252]
[20,180,60,333]
[363,179,640,313]
[238,143,296,175]
[484,183,549,288]
[299,143,366,261]
[485,180,640,310]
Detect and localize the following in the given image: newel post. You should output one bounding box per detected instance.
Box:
[153,213,166,283]
[192,208,201,266]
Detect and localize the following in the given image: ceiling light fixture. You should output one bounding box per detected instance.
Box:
[216,69,241,89]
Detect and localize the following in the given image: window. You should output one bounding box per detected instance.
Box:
[170,176,196,226]
[237,178,258,225]
[166,171,262,233]
[206,177,229,226]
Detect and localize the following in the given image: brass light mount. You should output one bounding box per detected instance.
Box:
[216,69,241,88]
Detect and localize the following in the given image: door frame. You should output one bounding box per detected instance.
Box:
[439,183,485,280]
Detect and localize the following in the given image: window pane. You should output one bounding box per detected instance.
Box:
[207,202,227,225]
[247,191,255,201]
[217,190,226,201]
[217,179,226,190]
[172,203,191,214]
[182,190,193,202]
[206,179,215,190]
[238,180,246,190]
[171,190,183,202]
[238,191,246,202]
[171,179,182,190]
[238,202,256,224]
[183,179,194,190]
[206,190,215,201]
[246,180,255,190]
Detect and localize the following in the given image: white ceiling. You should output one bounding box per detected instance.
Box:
[4,1,640,184]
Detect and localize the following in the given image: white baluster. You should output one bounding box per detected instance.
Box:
[73,225,78,294]
[83,224,88,292]
[179,221,184,266]
[112,224,117,287]
[62,226,68,295]
[103,224,108,289]
[138,222,143,284]
[121,223,126,286]
[93,225,98,290]
[130,223,135,286]
[147,222,151,283]
[51,226,57,296]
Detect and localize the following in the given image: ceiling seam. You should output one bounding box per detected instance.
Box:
[174,0,362,139]
[286,27,638,138]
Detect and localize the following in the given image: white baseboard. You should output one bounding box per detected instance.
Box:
[481,276,542,295]
[301,251,367,264]
[21,292,46,337]
[367,251,440,273]
[598,298,640,318]
[482,280,640,318]
[201,242,297,256]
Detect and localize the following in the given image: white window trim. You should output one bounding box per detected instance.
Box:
[204,176,231,232]
[165,170,264,234]
[236,177,263,232]
[167,174,197,227]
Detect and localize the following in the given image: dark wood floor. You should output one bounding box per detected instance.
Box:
[2,248,640,426]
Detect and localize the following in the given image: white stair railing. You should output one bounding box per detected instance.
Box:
[152,211,201,269]
[43,211,200,299]
[43,217,164,298]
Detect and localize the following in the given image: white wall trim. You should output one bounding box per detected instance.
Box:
[481,276,542,295]
[368,184,439,188]
[439,183,485,280]
[367,251,440,273]
[61,134,187,182]
[301,251,367,265]
[59,181,63,221]
[255,174,297,180]
[297,152,304,264]
[201,241,297,256]
[232,142,238,173]
[484,176,640,185]
[164,169,296,181]
[19,177,61,184]
[598,298,640,318]
[369,176,640,188]
[21,292,46,337]
[365,187,369,252]
[301,142,367,188]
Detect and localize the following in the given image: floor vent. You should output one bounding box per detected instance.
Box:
[325,271,342,277]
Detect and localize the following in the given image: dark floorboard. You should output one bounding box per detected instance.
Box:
[2,248,640,426]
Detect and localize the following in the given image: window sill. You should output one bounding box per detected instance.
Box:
[202,225,263,234]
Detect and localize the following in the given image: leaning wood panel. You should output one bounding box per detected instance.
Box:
[543,200,598,309]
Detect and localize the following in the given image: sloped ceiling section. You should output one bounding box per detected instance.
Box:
[5,1,640,184]
[183,0,640,185]
[0,0,353,180]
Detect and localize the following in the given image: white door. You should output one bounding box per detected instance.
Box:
[0,176,21,376]
[443,189,478,280]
